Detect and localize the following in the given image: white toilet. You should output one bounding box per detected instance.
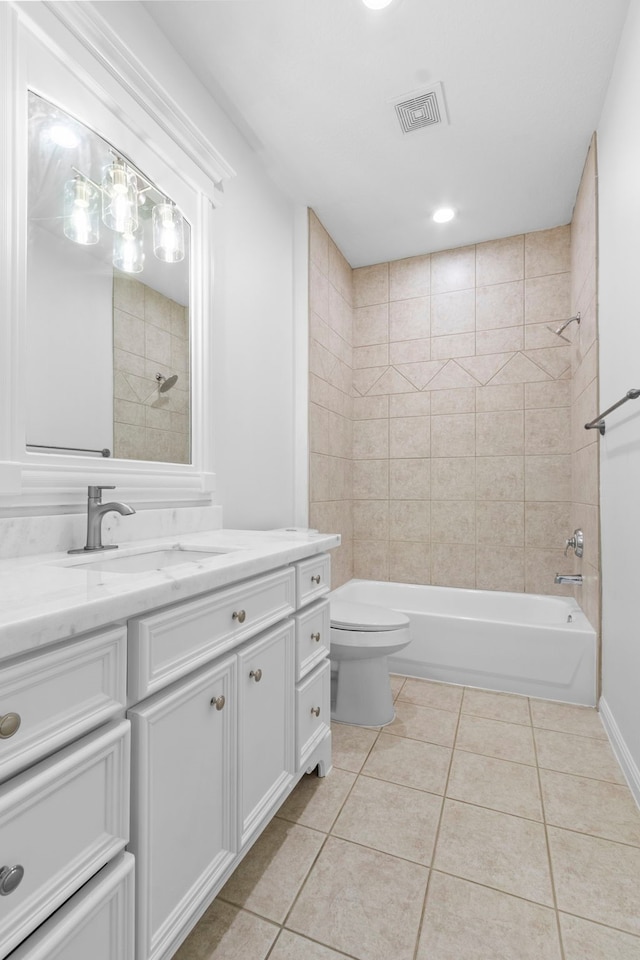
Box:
[330,599,411,726]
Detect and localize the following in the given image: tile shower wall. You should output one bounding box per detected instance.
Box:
[570,138,600,636]
[113,273,190,464]
[308,212,354,587]
[351,226,574,593]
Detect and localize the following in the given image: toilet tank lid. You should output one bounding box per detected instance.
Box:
[330,600,409,632]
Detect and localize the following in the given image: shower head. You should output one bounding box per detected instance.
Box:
[156,372,178,393]
[546,313,580,342]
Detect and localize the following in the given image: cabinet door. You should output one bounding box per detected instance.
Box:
[128,656,236,960]
[237,621,295,847]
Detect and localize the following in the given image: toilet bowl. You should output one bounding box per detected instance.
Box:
[330,598,411,727]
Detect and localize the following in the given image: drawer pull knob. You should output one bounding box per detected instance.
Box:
[0,713,21,739]
[210,695,226,711]
[310,706,321,717]
[232,609,246,623]
[0,864,24,896]
[311,575,321,584]
[249,668,263,682]
[311,632,321,642]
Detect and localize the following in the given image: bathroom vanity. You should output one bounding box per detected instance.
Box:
[0,529,338,960]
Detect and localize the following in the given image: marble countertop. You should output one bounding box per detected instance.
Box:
[0,528,340,660]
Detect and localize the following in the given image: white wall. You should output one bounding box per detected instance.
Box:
[596,0,640,794]
[95,1,303,529]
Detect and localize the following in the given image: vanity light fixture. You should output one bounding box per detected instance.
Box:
[101,158,139,234]
[63,176,99,245]
[153,202,185,263]
[113,225,144,274]
[48,123,80,149]
[432,206,456,223]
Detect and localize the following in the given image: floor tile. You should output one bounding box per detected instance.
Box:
[398,677,463,712]
[330,722,379,772]
[286,837,428,960]
[462,687,531,725]
[447,750,542,820]
[172,900,278,960]
[386,699,458,746]
[361,732,451,795]
[390,674,405,700]
[270,930,351,960]
[456,713,536,764]
[331,774,442,864]
[541,769,640,845]
[530,699,606,739]
[534,727,625,783]
[434,799,553,905]
[417,872,562,960]
[559,913,640,960]
[277,768,356,832]
[548,827,640,935]
[219,818,325,923]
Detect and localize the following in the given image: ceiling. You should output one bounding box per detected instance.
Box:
[144,0,630,267]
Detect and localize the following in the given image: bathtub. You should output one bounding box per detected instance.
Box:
[329,579,596,706]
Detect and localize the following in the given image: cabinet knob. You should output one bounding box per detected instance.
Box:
[232,609,246,624]
[311,574,321,584]
[249,668,263,683]
[210,695,226,711]
[310,706,321,717]
[0,864,24,896]
[311,632,321,642]
[0,713,21,739]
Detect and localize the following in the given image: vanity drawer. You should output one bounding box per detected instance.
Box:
[0,626,127,783]
[294,553,331,608]
[7,852,135,960]
[0,720,130,958]
[293,599,330,682]
[296,659,331,771]
[128,566,295,701]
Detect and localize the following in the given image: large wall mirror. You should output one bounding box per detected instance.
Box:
[26,92,191,465]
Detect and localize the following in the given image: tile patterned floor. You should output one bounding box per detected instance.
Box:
[174,678,640,960]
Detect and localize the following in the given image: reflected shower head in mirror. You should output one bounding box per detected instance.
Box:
[156,372,178,393]
[546,313,580,342]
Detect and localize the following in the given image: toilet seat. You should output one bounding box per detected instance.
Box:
[330,600,409,632]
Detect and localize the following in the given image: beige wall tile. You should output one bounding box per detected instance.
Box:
[353,539,389,580]
[390,338,431,364]
[352,459,388,499]
[431,288,475,336]
[353,344,389,369]
[476,410,524,456]
[431,413,475,457]
[329,239,353,305]
[431,457,475,500]
[476,501,524,545]
[353,500,389,540]
[114,309,145,355]
[476,281,524,330]
[353,419,389,459]
[431,332,476,360]
[476,456,525,500]
[353,262,388,307]
[114,398,145,426]
[389,541,430,584]
[431,543,476,588]
[431,500,475,543]
[525,408,571,456]
[476,383,524,412]
[476,325,523,354]
[476,235,524,285]
[353,395,389,420]
[525,548,572,595]
[390,416,430,458]
[524,321,570,350]
[525,225,571,278]
[389,297,430,341]
[476,545,525,592]
[309,210,329,274]
[524,274,571,323]
[525,380,572,408]
[309,262,329,321]
[572,443,599,506]
[431,387,475,415]
[353,303,388,346]
[524,455,571,501]
[113,275,145,317]
[390,500,430,541]
[525,502,572,548]
[389,393,431,417]
[389,253,430,300]
[431,245,475,294]
[309,453,331,502]
[390,459,431,499]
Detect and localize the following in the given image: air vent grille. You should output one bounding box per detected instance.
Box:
[392,84,448,135]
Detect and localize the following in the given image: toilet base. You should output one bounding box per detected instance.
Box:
[332,656,395,726]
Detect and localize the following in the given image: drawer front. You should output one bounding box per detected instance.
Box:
[293,599,330,682]
[294,553,331,608]
[7,852,135,960]
[296,659,331,771]
[0,720,130,958]
[128,566,295,701]
[0,627,127,784]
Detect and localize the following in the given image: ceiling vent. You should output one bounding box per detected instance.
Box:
[392,83,448,135]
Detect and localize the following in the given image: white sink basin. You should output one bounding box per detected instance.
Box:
[67,546,234,575]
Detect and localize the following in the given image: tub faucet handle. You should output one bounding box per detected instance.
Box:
[564,529,584,558]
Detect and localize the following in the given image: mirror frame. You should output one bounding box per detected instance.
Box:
[0,1,235,511]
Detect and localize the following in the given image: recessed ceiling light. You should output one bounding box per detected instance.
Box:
[432,207,456,223]
[362,0,394,9]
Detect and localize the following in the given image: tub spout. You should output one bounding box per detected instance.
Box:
[554,573,583,585]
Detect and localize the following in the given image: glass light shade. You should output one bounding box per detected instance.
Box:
[433,206,456,223]
[152,202,185,262]
[101,159,138,233]
[113,226,144,274]
[63,178,99,245]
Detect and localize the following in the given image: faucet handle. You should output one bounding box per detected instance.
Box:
[88,485,115,499]
[564,528,584,558]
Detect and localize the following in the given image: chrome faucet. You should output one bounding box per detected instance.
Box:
[554,573,583,585]
[68,485,136,553]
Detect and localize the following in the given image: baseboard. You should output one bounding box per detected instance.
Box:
[599,696,640,809]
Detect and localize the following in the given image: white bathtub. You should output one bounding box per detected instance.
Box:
[329,579,596,706]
